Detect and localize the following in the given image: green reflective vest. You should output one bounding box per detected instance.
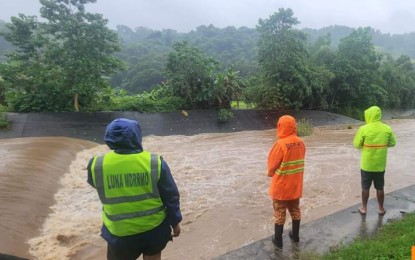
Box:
[91,151,166,236]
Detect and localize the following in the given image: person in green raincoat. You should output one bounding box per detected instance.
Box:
[353,106,396,216]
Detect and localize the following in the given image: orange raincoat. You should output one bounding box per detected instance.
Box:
[267,115,306,200]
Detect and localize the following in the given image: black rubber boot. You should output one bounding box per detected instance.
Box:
[289,219,300,243]
[272,224,284,249]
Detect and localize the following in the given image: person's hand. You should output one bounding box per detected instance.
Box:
[172,224,181,237]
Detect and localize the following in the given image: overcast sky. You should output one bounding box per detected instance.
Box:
[1,0,414,34]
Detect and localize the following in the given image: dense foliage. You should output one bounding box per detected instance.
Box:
[252,8,333,110]
[0,5,415,114]
[0,0,125,112]
[329,28,383,111]
[166,41,219,109]
[109,24,258,95]
[0,111,10,129]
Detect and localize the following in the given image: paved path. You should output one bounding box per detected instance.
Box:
[214,185,415,259]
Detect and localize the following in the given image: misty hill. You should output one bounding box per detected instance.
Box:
[303,25,415,58]
[1,19,415,93]
[112,24,415,93]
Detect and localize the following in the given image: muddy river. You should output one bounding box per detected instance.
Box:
[0,119,414,259]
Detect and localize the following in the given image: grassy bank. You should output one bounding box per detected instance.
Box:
[312,212,415,259]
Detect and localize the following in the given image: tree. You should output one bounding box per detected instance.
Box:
[0,0,125,112]
[112,39,170,94]
[166,41,219,109]
[0,14,70,112]
[379,55,415,109]
[255,8,325,109]
[0,75,5,105]
[0,14,42,61]
[305,34,336,109]
[0,20,17,61]
[39,0,125,111]
[329,27,384,110]
[309,34,335,67]
[214,66,247,109]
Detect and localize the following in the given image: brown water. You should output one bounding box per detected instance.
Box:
[0,137,97,258]
[1,120,414,260]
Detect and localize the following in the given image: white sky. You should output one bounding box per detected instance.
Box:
[0,0,414,34]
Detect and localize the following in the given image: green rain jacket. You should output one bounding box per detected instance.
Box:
[353,106,396,172]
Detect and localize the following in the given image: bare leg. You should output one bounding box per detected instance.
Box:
[144,253,161,260]
[360,189,370,213]
[377,189,385,214]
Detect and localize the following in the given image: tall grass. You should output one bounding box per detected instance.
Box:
[0,112,11,129]
[297,118,314,136]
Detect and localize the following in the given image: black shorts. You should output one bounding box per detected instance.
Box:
[107,241,168,260]
[105,218,172,260]
[361,169,385,190]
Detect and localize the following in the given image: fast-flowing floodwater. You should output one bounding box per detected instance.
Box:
[1,119,414,260]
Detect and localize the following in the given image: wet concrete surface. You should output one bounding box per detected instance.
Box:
[0,254,28,260]
[214,185,415,259]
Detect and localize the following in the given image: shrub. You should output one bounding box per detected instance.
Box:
[297,118,313,136]
[218,109,234,122]
[111,95,184,112]
[0,112,11,129]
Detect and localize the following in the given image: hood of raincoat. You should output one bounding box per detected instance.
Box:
[104,118,143,152]
[277,115,297,139]
[364,106,382,124]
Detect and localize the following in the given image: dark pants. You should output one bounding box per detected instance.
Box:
[361,169,385,190]
[104,218,172,260]
[107,242,167,260]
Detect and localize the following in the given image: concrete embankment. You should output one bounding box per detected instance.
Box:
[0,110,362,142]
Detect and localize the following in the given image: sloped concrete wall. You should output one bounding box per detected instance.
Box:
[0,110,361,143]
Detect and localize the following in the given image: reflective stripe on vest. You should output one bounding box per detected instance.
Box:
[276,159,304,175]
[105,205,165,221]
[94,154,163,219]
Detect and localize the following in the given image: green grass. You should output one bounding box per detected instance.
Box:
[231,101,255,109]
[309,212,415,259]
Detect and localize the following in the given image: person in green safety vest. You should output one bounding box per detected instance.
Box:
[353,106,396,216]
[87,118,182,260]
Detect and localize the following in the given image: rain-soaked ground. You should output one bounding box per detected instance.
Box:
[215,185,415,259]
[0,111,414,259]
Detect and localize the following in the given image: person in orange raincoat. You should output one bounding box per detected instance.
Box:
[267,115,306,249]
